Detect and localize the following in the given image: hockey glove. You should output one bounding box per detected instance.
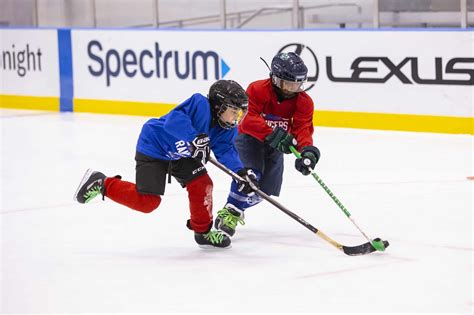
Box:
[265,126,297,154]
[190,133,211,164]
[295,146,320,175]
[235,168,259,194]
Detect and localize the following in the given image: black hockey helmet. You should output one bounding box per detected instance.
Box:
[208,80,248,129]
[271,52,308,95]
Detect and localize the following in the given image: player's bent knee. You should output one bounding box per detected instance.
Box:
[137,195,162,213]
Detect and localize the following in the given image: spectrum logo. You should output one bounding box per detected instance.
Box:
[87,40,230,86]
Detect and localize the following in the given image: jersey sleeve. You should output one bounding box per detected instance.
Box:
[291,94,314,150]
[240,83,274,142]
[162,95,203,142]
[211,129,243,172]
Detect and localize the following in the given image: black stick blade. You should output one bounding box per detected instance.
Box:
[342,239,390,256]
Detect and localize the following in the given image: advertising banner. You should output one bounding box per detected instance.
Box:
[0,29,59,97]
[72,29,473,117]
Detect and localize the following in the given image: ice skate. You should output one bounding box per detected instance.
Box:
[215,204,245,237]
[194,230,231,249]
[74,169,106,203]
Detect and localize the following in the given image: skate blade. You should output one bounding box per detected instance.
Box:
[73,168,93,202]
[198,244,232,249]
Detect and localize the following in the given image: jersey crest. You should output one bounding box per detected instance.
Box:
[261,113,290,131]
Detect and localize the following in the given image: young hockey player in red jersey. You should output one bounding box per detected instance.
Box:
[215,52,320,237]
[73,80,257,249]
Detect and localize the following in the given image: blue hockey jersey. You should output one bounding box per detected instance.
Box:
[136,93,243,172]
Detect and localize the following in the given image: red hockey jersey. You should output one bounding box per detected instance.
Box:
[238,78,314,150]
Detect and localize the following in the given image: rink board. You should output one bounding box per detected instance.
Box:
[1,28,473,134]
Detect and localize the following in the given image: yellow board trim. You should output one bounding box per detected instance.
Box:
[314,110,473,135]
[1,95,472,135]
[0,94,59,111]
[74,98,176,117]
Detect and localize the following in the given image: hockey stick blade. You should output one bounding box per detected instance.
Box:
[342,238,390,256]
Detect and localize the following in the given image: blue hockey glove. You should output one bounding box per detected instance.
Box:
[235,168,258,194]
[295,146,320,175]
[265,127,297,154]
[190,134,210,164]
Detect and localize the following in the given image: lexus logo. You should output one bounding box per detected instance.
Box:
[278,43,319,92]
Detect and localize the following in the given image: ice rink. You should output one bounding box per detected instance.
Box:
[1,109,472,313]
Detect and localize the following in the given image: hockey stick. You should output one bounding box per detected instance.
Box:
[209,157,388,256]
[290,146,387,252]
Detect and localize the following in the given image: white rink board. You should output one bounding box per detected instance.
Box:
[72,29,473,117]
[0,29,59,97]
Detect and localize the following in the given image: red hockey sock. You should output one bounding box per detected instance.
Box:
[186,174,213,233]
[104,177,161,213]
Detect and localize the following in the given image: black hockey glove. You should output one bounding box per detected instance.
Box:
[295,146,320,176]
[265,127,297,154]
[235,168,259,194]
[190,133,210,164]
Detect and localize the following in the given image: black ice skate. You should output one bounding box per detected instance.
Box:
[194,230,231,249]
[73,169,106,204]
[215,205,245,237]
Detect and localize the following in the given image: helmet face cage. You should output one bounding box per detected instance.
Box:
[216,103,248,129]
[271,75,306,93]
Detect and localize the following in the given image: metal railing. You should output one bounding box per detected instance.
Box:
[1,0,472,29]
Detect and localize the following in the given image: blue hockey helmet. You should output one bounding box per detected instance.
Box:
[271,52,308,94]
[208,80,248,129]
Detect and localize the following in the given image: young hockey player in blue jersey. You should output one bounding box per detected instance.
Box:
[215,52,320,237]
[73,80,258,249]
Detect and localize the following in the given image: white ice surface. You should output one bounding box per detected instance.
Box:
[1,109,472,314]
